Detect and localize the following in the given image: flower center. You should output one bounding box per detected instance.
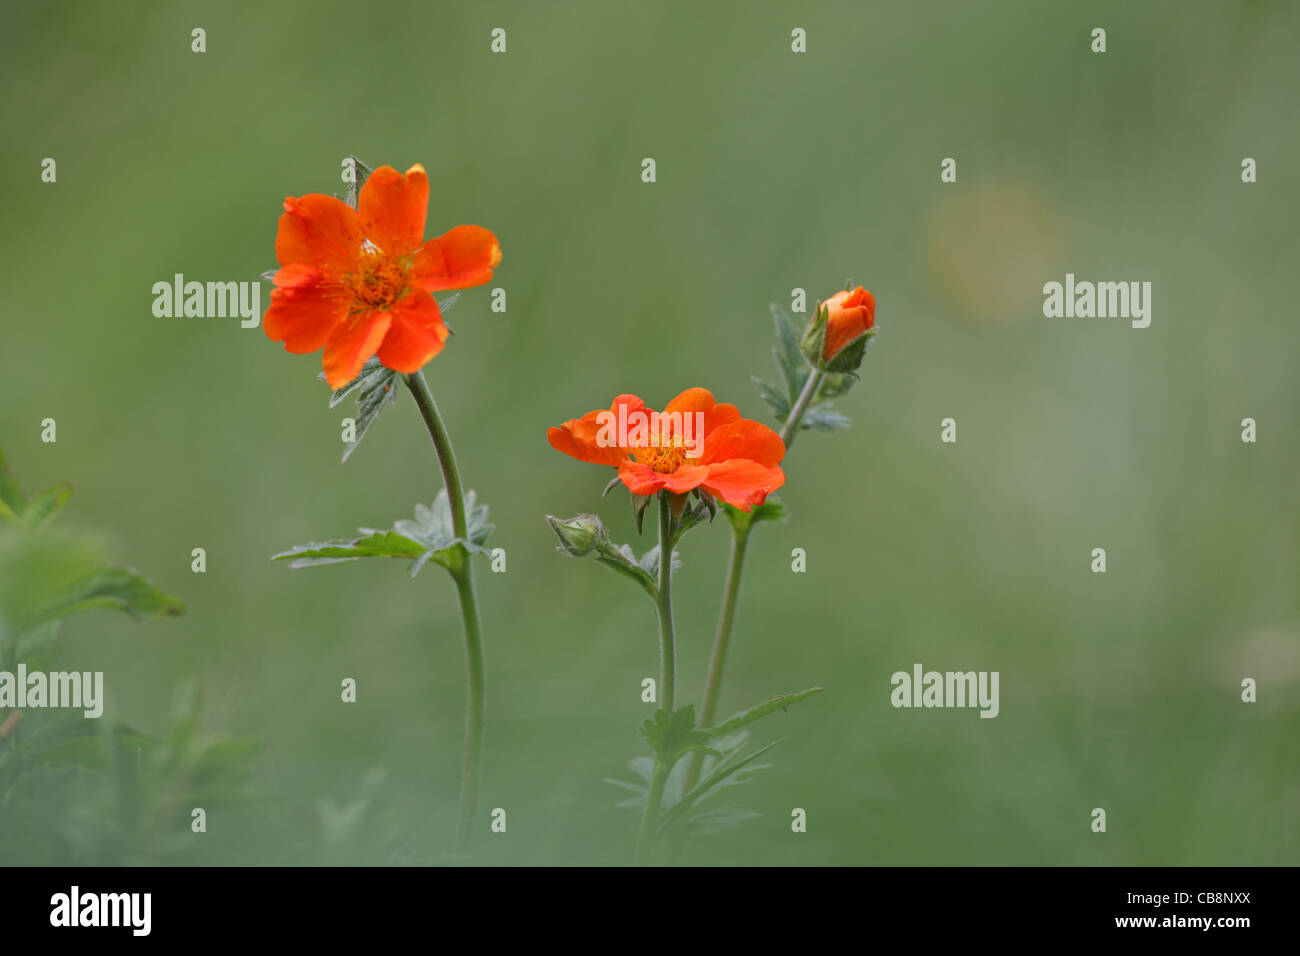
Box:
[634,441,688,474]
[346,249,408,310]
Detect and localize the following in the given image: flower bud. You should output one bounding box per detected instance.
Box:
[546,514,605,557]
[801,286,877,373]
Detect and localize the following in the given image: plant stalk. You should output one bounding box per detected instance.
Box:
[682,369,824,799]
[404,370,486,852]
[635,493,678,864]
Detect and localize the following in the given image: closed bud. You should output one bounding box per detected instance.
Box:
[546,514,605,557]
[801,286,877,373]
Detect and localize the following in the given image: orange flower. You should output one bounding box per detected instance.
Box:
[265,164,501,389]
[822,286,875,361]
[548,388,786,512]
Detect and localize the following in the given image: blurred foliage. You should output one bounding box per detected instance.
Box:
[0,0,1297,864]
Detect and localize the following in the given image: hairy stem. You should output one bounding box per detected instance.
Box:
[780,369,825,449]
[404,370,486,852]
[635,493,678,864]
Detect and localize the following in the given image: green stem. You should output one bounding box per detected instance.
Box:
[780,369,824,449]
[700,523,749,727]
[655,493,676,714]
[635,760,670,866]
[681,370,824,800]
[635,493,678,864]
[404,370,486,852]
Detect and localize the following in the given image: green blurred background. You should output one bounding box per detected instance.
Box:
[2,0,1296,865]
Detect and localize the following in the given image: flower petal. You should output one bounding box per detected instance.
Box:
[358,164,429,257]
[700,460,786,511]
[823,287,876,361]
[321,311,393,389]
[617,462,667,497]
[664,387,741,436]
[412,225,502,291]
[547,394,646,468]
[376,290,449,374]
[701,420,786,467]
[276,194,361,273]
[658,464,709,494]
[264,263,348,353]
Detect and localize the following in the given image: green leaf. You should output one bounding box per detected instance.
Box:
[751,376,790,422]
[27,567,185,626]
[704,687,824,738]
[722,497,787,533]
[329,357,400,464]
[22,482,73,531]
[655,739,783,837]
[327,297,463,463]
[394,487,492,553]
[271,530,426,568]
[801,406,852,432]
[637,544,682,580]
[594,546,657,596]
[0,449,27,517]
[273,489,492,577]
[639,706,717,765]
[816,372,857,401]
[770,303,810,399]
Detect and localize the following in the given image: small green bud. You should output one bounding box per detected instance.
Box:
[546,514,604,557]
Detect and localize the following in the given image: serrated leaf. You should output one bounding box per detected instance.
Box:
[271,530,426,568]
[326,303,465,463]
[26,567,185,627]
[273,489,492,578]
[22,482,73,532]
[637,544,682,580]
[801,406,852,432]
[394,488,493,553]
[655,739,783,837]
[704,687,824,739]
[751,376,791,422]
[594,553,656,595]
[639,706,716,764]
[770,303,810,399]
[329,357,400,463]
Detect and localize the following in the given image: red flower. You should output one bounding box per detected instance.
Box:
[548,388,786,511]
[265,164,501,388]
[822,286,875,361]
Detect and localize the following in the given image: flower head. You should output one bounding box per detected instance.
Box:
[265,164,502,388]
[822,286,875,361]
[548,388,785,511]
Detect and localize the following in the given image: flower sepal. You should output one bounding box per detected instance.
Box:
[667,489,718,546]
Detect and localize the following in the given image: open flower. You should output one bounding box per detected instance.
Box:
[822,286,876,361]
[548,388,785,511]
[265,164,501,388]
